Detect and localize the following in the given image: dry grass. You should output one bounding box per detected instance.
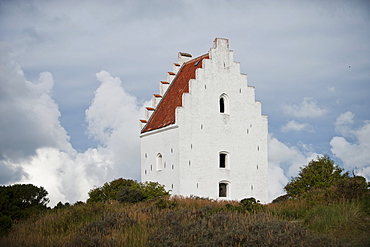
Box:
[1,196,368,246]
[266,197,370,246]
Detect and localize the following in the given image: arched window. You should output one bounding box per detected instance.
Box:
[156,153,163,171]
[219,181,229,197]
[219,94,229,114]
[219,98,225,113]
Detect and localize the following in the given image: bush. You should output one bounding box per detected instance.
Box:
[214,197,265,214]
[0,215,12,236]
[67,213,137,247]
[116,187,144,203]
[54,201,71,210]
[87,179,136,203]
[361,192,370,215]
[137,181,169,200]
[87,178,169,204]
[149,209,339,247]
[334,176,368,200]
[271,194,290,203]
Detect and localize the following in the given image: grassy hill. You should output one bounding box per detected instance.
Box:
[1,195,369,247]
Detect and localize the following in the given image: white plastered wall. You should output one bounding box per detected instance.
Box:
[140,38,268,203]
[140,125,180,194]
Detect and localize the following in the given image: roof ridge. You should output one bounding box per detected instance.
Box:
[141,53,210,133]
[182,53,209,65]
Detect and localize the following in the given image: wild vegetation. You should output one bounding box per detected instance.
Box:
[1,155,369,246]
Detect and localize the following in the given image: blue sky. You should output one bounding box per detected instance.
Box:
[1,0,369,205]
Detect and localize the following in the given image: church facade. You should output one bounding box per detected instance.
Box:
[140,38,268,203]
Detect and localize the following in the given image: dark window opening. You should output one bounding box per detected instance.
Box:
[156,153,163,171]
[219,183,227,197]
[219,153,227,168]
[220,98,225,113]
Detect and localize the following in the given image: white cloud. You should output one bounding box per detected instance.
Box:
[282,98,327,118]
[268,134,319,201]
[0,53,74,163]
[1,56,327,206]
[0,55,145,206]
[1,0,369,206]
[331,113,370,180]
[85,70,143,180]
[327,86,335,93]
[334,111,355,136]
[281,120,314,133]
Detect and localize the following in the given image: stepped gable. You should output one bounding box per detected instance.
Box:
[141,53,209,133]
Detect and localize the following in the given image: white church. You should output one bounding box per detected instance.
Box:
[140,38,268,203]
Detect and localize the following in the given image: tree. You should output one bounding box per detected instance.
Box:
[137,181,169,200]
[0,184,49,218]
[116,187,144,203]
[87,178,169,203]
[87,178,136,203]
[334,175,369,199]
[54,201,71,210]
[0,184,49,235]
[284,155,349,198]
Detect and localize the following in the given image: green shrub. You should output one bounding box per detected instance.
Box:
[0,215,12,236]
[116,187,144,203]
[360,192,370,215]
[149,210,339,247]
[87,178,136,203]
[214,197,265,214]
[54,201,71,209]
[87,179,169,204]
[136,181,169,200]
[271,194,290,203]
[285,155,349,198]
[334,176,368,200]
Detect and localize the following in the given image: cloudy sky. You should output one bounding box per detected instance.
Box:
[1,0,369,206]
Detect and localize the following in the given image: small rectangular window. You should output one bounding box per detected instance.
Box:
[219,183,227,197]
[219,153,226,168]
[220,98,225,113]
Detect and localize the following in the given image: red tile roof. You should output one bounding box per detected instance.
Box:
[141,53,209,133]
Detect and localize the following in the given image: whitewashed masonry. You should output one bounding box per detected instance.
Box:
[140,38,268,203]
